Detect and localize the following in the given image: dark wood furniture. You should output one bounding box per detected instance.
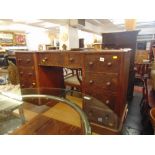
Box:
[102,30,139,100]
[134,63,150,109]
[16,50,130,134]
[149,42,155,61]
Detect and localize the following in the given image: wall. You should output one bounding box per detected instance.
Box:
[138,27,155,35]
[68,26,79,49]
[0,23,50,51]
[59,25,79,50]
[78,30,102,47]
[26,29,50,50]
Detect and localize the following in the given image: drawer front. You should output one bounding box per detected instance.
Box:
[16,53,34,66]
[84,72,118,91]
[83,104,118,129]
[38,53,65,66]
[84,88,116,110]
[18,68,37,88]
[67,53,82,68]
[19,79,37,89]
[85,54,121,73]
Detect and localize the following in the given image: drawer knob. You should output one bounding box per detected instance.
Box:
[106,82,111,86]
[21,84,25,87]
[88,111,93,116]
[18,58,22,62]
[42,57,48,63]
[20,71,23,75]
[107,62,112,66]
[89,80,94,84]
[28,73,33,76]
[26,59,31,63]
[89,61,94,66]
[32,82,36,86]
[69,58,74,62]
[105,115,109,121]
[105,100,110,104]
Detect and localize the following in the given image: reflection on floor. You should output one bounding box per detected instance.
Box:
[0,115,22,135]
[2,82,155,135]
[0,91,146,135]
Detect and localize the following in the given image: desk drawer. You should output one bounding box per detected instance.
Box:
[18,68,37,88]
[20,80,37,89]
[85,54,121,73]
[67,53,82,68]
[84,88,116,110]
[18,67,36,81]
[83,104,118,129]
[16,53,34,66]
[19,78,36,87]
[84,72,118,91]
[38,53,65,66]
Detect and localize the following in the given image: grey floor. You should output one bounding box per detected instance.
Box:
[122,92,143,135]
[0,115,22,134]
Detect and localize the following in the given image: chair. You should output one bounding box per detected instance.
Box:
[150,107,155,134]
[64,68,82,92]
[134,63,150,110]
[134,63,152,128]
[0,54,8,68]
[150,47,155,91]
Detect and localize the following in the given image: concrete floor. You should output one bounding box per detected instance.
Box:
[122,92,143,134]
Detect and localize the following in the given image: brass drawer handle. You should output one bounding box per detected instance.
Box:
[69,58,74,62]
[32,82,36,86]
[106,82,111,86]
[105,100,110,104]
[42,57,48,63]
[89,61,94,66]
[89,80,94,84]
[107,62,112,66]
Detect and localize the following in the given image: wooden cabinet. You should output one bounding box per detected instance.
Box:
[16,52,41,105]
[16,52,64,106]
[16,52,38,89]
[102,31,139,100]
[83,51,130,121]
[16,50,130,134]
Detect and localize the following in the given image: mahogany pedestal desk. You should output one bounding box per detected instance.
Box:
[15,50,130,134]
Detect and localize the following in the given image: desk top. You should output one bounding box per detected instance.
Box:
[15,49,131,54]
